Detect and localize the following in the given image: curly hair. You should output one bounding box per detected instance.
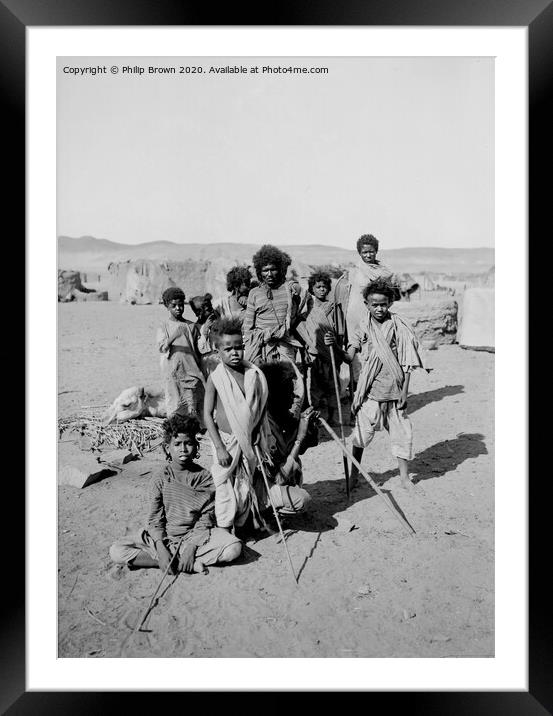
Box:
[189,293,213,316]
[251,244,291,282]
[211,316,243,345]
[356,234,379,255]
[362,277,396,302]
[162,414,201,444]
[226,266,253,293]
[161,286,185,306]
[308,271,332,294]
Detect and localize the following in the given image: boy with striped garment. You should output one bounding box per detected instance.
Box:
[109,414,241,575]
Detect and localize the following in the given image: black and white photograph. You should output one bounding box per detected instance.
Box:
[55,53,497,661]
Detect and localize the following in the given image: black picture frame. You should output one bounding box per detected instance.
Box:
[10,0,548,712]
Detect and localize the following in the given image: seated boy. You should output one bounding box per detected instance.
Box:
[256,360,316,522]
[325,278,425,491]
[109,414,242,575]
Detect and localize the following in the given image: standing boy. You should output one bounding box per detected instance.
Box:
[296,270,345,425]
[325,278,425,490]
[157,287,205,420]
[218,266,254,323]
[204,318,313,534]
[189,292,221,376]
[203,317,273,531]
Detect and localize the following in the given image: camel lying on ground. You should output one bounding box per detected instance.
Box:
[103,354,220,425]
[103,387,167,425]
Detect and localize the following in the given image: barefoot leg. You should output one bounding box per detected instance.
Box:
[349,445,363,488]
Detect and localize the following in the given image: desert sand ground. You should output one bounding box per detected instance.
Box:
[58,302,494,658]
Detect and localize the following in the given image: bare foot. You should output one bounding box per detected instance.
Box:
[108,564,126,581]
[193,561,208,575]
[396,477,419,494]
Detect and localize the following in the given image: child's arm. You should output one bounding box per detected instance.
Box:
[157,323,186,353]
[323,331,357,363]
[177,493,216,573]
[397,369,411,410]
[147,475,177,574]
[283,406,317,468]
[203,376,232,467]
[156,325,170,353]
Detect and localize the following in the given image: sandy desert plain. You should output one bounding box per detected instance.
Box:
[57,300,494,659]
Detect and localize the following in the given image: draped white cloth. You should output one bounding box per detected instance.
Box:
[210,361,273,528]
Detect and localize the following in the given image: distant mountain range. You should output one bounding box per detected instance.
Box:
[58,235,494,277]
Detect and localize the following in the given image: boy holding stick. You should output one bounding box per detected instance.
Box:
[203,317,274,532]
[296,270,345,425]
[204,318,312,534]
[109,414,242,575]
[325,278,425,490]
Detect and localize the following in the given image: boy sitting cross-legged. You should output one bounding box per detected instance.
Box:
[109,414,242,576]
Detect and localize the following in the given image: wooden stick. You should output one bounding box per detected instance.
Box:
[254,445,298,585]
[305,364,313,407]
[118,533,186,656]
[317,416,415,536]
[329,345,350,500]
[85,607,107,626]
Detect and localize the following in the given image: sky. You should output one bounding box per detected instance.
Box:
[57,56,493,250]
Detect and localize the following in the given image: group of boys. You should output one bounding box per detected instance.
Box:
[110,241,425,576]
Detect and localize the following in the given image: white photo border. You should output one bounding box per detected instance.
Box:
[28,26,526,691]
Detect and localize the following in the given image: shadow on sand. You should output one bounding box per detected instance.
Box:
[407,384,465,414]
[234,543,262,566]
[303,432,488,514]
[244,432,487,579]
[315,384,466,445]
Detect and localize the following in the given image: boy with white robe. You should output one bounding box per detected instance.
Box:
[203,318,311,533]
[203,318,273,531]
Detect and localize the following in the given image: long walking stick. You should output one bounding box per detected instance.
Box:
[254,444,298,585]
[317,416,415,537]
[331,302,350,498]
[118,533,187,656]
[328,345,350,500]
